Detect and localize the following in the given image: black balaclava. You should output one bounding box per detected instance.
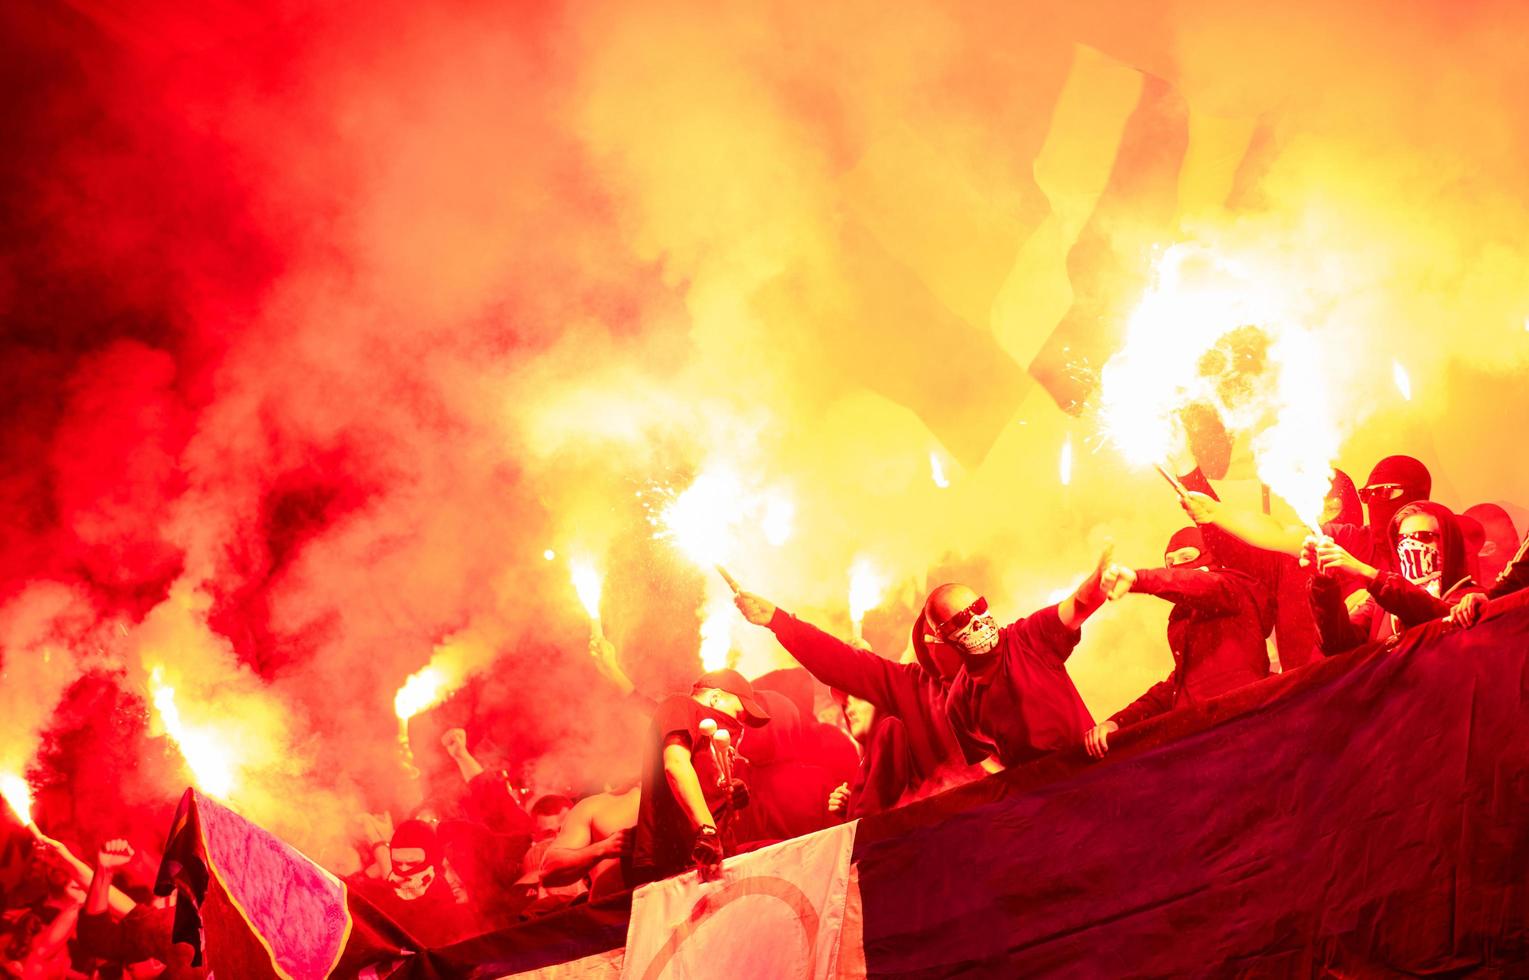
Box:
[1363,455,1431,529]
[1165,526,1215,569]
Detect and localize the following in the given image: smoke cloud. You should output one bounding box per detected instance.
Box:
[2,0,1526,867]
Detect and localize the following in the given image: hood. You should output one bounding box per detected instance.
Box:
[1387,501,1472,592]
[1328,469,1363,526]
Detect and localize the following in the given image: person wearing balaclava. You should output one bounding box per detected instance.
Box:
[1083,528,1271,757]
[1306,501,1483,655]
[731,590,982,815]
[1179,455,1431,578]
[1447,526,1529,629]
[938,548,1113,771]
[356,819,482,947]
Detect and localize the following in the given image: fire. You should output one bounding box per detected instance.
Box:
[848,560,886,641]
[698,598,734,672]
[570,560,604,624]
[1392,360,1412,401]
[760,494,795,548]
[1059,435,1074,487]
[148,666,237,799]
[1099,244,1338,528]
[0,773,33,826]
[394,665,451,722]
[654,467,750,567]
[929,452,950,489]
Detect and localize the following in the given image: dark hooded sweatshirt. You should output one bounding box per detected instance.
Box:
[943,605,1091,770]
[1488,535,1529,599]
[1109,563,1271,729]
[766,609,979,812]
[1310,500,1483,654]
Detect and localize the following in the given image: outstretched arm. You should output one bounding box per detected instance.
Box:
[1058,547,1112,630]
[1180,491,1307,557]
[735,592,915,710]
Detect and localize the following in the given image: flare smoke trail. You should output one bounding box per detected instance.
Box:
[1,0,1527,866]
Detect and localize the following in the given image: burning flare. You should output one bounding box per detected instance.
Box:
[395,664,454,722]
[148,666,237,799]
[1059,435,1074,487]
[848,560,886,642]
[698,597,734,672]
[1098,244,1339,527]
[570,559,604,630]
[1,773,33,826]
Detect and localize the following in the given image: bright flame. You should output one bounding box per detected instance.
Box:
[149,666,237,799]
[570,560,603,622]
[1392,359,1412,401]
[698,598,734,672]
[394,665,449,722]
[655,468,749,567]
[929,452,949,488]
[848,560,886,639]
[543,549,556,561]
[1059,435,1074,487]
[653,465,793,566]
[1099,244,1338,527]
[0,773,33,826]
[761,495,795,547]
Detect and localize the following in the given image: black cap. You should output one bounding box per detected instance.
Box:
[694,668,772,727]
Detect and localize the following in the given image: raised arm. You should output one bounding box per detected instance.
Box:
[1128,567,1243,614]
[735,592,915,710]
[1057,547,1111,630]
[1180,491,1307,557]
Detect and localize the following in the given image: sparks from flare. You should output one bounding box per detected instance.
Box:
[148,666,237,799]
[848,560,886,642]
[0,773,33,826]
[1392,360,1412,401]
[1098,244,1340,528]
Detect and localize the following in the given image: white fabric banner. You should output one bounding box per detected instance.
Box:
[621,821,858,980]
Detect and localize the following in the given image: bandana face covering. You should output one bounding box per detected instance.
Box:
[388,863,437,901]
[947,613,1001,655]
[1397,534,1442,590]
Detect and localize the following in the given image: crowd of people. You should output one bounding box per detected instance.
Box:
[3,454,1526,972]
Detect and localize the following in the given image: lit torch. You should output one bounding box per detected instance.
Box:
[929,452,950,489]
[394,648,467,774]
[148,666,237,799]
[1059,436,1074,488]
[570,560,605,641]
[1,772,35,831]
[1392,360,1412,401]
[848,560,886,644]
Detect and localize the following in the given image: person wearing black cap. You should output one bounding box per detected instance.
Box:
[631,668,770,884]
[1307,500,1483,653]
[937,548,1113,771]
[1083,528,1271,757]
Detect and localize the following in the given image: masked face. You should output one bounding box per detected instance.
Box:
[1165,546,1204,570]
[1396,514,1443,591]
[388,847,437,901]
[932,595,1001,656]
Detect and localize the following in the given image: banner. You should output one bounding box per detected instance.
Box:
[621,821,857,980]
[157,789,418,979]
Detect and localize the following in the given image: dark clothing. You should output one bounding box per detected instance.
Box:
[632,696,740,882]
[766,609,979,812]
[1488,535,1529,599]
[848,716,913,819]
[77,906,206,979]
[943,605,1091,769]
[1109,566,1271,729]
[733,691,839,842]
[1311,571,1482,653]
[1312,502,1482,654]
[353,872,478,948]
